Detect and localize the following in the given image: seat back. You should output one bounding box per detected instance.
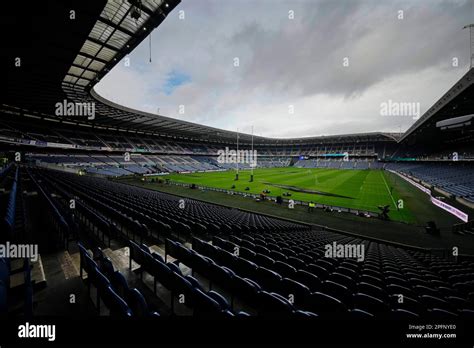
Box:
[111,271,130,299]
[103,286,132,317]
[128,288,149,317]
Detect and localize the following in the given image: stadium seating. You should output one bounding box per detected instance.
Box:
[190,232,474,318]
[386,162,474,203]
[2,164,474,319]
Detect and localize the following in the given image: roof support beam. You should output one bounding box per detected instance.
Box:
[127,0,155,17]
[71,63,100,74]
[77,52,109,65]
[65,72,93,81]
[97,16,137,38]
[85,36,121,52]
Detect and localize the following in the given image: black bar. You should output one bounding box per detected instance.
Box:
[1,318,474,345]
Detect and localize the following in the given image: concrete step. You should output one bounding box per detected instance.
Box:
[104,247,139,272]
[10,255,46,289]
[57,250,80,280]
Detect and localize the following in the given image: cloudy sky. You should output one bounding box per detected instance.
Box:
[95,0,473,138]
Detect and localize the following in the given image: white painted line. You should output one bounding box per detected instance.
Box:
[381,170,397,209]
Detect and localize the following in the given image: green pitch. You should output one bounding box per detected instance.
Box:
[164,167,415,223]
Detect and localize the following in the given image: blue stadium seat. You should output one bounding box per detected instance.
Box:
[308,292,348,316]
[95,268,111,314]
[111,271,130,300]
[255,267,282,292]
[390,308,420,319]
[230,275,261,308]
[257,291,294,317]
[192,288,222,316]
[294,270,321,292]
[127,288,158,317]
[353,293,390,314]
[273,261,297,279]
[321,280,352,304]
[278,278,311,307]
[102,286,132,318]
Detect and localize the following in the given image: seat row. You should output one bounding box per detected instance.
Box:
[77,242,160,317]
[165,238,324,317]
[128,240,245,317]
[0,258,9,314]
[189,237,474,318]
[2,167,19,242]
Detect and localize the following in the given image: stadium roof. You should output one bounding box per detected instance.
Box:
[2,1,106,112]
[399,67,474,144]
[1,0,470,147]
[2,0,179,110]
[62,0,180,92]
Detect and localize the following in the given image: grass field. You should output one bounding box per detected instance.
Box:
[163,167,416,223]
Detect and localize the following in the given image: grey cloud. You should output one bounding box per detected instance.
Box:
[96,0,473,138]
